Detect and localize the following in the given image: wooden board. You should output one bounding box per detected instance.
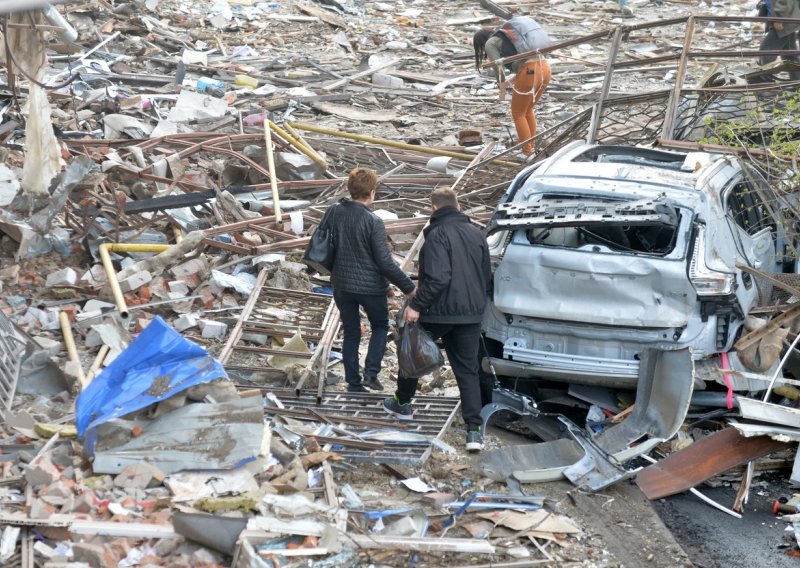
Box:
[635,427,788,500]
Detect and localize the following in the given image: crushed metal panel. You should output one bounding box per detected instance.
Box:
[596,348,694,456]
[491,229,697,328]
[728,419,800,443]
[635,427,788,500]
[0,312,28,414]
[560,416,638,492]
[736,396,800,429]
[91,396,265,474]
[264,390,460,466]
[481,438,585,483]
[479,387,539,433]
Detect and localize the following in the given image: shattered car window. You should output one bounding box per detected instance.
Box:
[490,194,682,255]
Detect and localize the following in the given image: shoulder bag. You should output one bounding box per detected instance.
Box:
[302,203,338,275]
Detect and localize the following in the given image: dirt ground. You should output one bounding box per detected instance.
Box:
[331,399,691,567]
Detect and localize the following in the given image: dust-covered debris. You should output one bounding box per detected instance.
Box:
[0,0,798,565]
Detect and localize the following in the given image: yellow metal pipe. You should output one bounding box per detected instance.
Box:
[59,312,87,391]
[283,122,328,168]
[270,120,328,170]
[286,122,520,167]
[85,344,110,385]
[99,243,171,318]
[263,121,283,228]
[282,122,312,153]
[172,224,184,244]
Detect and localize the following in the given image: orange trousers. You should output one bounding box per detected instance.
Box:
[510,58,551,155]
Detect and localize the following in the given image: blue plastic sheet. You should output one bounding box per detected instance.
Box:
[76,316,228,455]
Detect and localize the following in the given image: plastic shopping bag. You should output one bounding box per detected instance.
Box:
[398,322,444,378]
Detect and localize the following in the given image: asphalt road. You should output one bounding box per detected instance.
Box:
[653,474,797,568]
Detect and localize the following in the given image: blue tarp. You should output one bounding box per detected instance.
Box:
[76,316,228,455]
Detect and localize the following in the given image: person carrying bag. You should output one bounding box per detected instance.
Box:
[313,168,416,393]
[383,188,492,452]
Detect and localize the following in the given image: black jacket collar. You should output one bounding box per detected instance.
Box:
[424,206,468,236]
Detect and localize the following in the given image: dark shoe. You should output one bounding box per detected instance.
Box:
[382,395,414,421]
[362,376,383,391]
[347,384,369,393]
[466,429,484,452]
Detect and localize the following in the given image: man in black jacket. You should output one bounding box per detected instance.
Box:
[331,168,416,393]
[383,188,492,451]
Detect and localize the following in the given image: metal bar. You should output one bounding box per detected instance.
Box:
[60,313,86,390]
[316,313,340,403]
[309,435,384,449]
[661,16,696,141]
[588,26,625,143]
[202,239,255,255]
[99,243,171,318]
[688,49,800,57]
[230,345,314,357]
[696,15,800,24]
[218,267,271,364]
[294,308,338,395]
[657,138,795,160]
[287,122,519,168]
[264,121,283,228]
[264,405,409,429]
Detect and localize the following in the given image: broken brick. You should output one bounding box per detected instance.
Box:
[113,462,165,490]
[25,456,61,487]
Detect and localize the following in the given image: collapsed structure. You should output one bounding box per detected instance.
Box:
[0,0,799,566]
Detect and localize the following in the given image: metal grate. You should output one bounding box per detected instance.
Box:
[265,389,461,466]
[532,108,592,164]
[241,286,334,343]
[219,268,336,372]
[756,272,800,306]
[0,311,26,413]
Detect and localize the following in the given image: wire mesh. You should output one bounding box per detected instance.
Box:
[595,92,671,146]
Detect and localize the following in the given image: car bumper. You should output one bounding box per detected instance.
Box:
[487,346,639,388]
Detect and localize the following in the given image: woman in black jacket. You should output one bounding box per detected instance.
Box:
[330,168,416,392]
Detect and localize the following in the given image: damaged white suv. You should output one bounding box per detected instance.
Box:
[483,142,790,387]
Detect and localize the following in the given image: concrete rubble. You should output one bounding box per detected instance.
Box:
[0,0,798,566]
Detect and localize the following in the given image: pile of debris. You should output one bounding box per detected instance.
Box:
[0,0,799,565]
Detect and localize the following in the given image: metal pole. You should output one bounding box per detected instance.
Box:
[264,121,283,229]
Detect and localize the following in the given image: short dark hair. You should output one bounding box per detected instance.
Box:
[348,168,377,200]
[473,28,494,70]
[431,188,458,210]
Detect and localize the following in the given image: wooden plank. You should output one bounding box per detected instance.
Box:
[635,428,788,500]
[733,302,800,351]
[321,460,337,508]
